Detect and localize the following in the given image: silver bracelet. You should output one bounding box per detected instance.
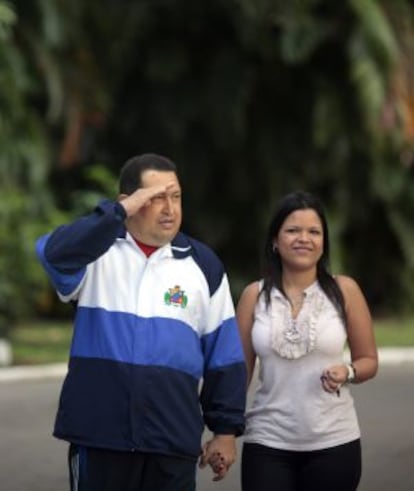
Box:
[346,363,356,383]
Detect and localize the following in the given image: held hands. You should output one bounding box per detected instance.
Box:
[119,181,176,217]
[320,364,349,395]
[199,434,236,482]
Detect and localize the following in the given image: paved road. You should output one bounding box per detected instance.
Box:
[1,363,413,491]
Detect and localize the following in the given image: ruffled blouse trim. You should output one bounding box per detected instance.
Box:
[269,282,326,359]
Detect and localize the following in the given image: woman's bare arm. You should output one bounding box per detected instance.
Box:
[236,282,259,387]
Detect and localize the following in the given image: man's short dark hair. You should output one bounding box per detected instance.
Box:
[119,153,178,194]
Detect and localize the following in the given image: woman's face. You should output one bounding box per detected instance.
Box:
[274,208,324,272]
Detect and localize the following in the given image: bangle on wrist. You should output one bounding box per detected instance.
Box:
[346,363,356,383]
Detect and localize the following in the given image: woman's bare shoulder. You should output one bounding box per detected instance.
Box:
[237,281,261,308]
[335,274,366,301]
[241,281,261,298]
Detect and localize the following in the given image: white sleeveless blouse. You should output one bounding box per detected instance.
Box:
[244,281,360,451]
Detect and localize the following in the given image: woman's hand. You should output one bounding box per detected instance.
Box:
[320,364,349,395]
[199,435,236,481]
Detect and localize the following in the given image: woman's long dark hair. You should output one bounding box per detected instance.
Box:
[262,191,346,321]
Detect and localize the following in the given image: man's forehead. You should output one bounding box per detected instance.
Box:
[141,169,180,187]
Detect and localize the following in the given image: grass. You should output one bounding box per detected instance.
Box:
[10,321,72,365]
[7,316,414,366]
[373,317,414,347]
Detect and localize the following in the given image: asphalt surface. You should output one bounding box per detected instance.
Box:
[1,353,413,491]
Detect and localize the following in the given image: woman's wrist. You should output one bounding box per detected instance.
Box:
[345,362,356,383]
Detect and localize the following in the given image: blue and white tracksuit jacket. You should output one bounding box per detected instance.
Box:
[35,200,247,459]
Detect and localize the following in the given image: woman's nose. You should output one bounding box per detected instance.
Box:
[298,231,310,241]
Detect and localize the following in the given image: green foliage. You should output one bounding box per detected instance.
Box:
[70,164,118,215]
[350,0,399,67]
[2,0,414,323]
[0,1,16,39]
[348,0,398,136]
[0,0,69,336]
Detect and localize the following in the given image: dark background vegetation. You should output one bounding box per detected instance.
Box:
[2,0,414,339]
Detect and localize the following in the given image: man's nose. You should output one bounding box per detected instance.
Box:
[163,197,174,213]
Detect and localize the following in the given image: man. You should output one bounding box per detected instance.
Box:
[36,153,247,491]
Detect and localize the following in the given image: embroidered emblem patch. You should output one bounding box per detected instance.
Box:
[164,285,188,308]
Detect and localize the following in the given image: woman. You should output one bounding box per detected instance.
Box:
[237,191,378,491]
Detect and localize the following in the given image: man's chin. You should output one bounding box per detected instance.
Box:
[155,230,178,246]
